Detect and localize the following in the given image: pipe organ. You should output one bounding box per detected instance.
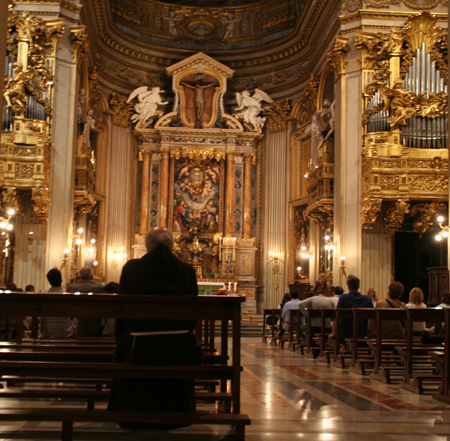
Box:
[357,11,448,234]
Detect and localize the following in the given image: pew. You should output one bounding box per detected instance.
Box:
[398,308,445,394]
[432,308,450,404]
[0,293,251,441]
[369,308,408,383]
[330,309,353,368]
[262,308,281,344]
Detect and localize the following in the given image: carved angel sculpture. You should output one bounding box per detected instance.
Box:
[3,62,44,116]
[127,86,168,128]
[380,79,417,127]
[235,89,273,132]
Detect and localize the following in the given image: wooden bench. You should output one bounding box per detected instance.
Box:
[0,293,251,440]
[262,308,281,344]
[433,308,450,404]
[397,308,445,394]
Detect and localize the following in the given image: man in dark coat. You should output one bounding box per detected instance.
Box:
[107,226,202,429]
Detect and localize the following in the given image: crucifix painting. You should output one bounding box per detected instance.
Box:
[180,73,219,128]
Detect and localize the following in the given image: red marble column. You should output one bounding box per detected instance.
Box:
[243,154,253,239]
[225,151,235,236]
[139,150,151,234]
[159,149,170,227]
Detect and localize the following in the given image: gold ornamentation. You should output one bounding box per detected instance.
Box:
[109,93,134,128]
[168,148,227,162]
[342,0,360,13]
[404,0,439,10]
[327,36,350,76]
[360,196,382,229]
[15,163,33,179]
[379,80,417,127]
[365,0,401,6]
[243,154,254,164]
[408,175,448,192]
[2,188,20,213]
[380,175,399,190]
[141,150,152,161]
[262,98,291,133]
[410,202,446,236]
[404,11,441,52]
[355,31,387,70]
[294,74,319,125]
[70,25,89,63]
[384,200,410,231]
[31,187,50,218]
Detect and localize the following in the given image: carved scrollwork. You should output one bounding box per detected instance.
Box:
[384,200,410,231]
[2,188,20,214]
[360,196,382,229]
[409,202,446,236]
[70,25,89,63]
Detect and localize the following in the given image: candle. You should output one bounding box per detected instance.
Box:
[234,282,237,292]
[228,282,231,291]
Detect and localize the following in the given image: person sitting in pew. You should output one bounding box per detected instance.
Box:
[406,287,433,336]
[329,275,373,354]
[107,227,202,430]
[279,291,301,338]
[39,269,78,339]
[376,282,406,339]
[298,288,335,345]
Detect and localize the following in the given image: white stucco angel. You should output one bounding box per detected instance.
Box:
[235,89,273,132]
[127,86,168,128]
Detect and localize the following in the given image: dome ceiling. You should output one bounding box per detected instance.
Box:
[83,0,339,101]
[110,0,302,50]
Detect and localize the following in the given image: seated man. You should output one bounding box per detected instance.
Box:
[299,289,335,345]
[279,291,301,338]
[330,275,373,353]
[107,227,202,430]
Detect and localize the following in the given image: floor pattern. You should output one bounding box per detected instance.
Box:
[0,338,448,440]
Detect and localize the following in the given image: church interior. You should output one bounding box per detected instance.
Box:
[1,0,450,440]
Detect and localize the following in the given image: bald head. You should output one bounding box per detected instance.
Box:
[79,266,93,280]
[145,227,175,252]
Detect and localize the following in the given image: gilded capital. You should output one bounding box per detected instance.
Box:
[32,186,50,219]
[142,150,152,161]
[263,98,291,133]
[360,196,382,229]
[2,188,20,214]
[70,25,89,63]
[109,93,134,128]
[243,153,254,165]
[160,148,170,159]
[327,36,350,76]
[226,151,236,161]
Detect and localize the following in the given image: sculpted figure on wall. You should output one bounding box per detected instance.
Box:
[235,88,273,132]
[311,99,335,152]
[127,86,168,128]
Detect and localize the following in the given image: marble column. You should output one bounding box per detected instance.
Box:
[159,149,170,228]
[243,154,253,239]
[225,152,235,236]
[139,150,152,234]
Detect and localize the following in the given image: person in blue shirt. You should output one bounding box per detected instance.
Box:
[329,275,374,353]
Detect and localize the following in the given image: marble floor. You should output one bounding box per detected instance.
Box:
[0,337,449,440]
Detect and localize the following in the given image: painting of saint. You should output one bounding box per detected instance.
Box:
[173,158,221,234]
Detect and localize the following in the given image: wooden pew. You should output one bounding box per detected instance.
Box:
[262,308,281,344]
[330,309,353,368]
[370,308,407,383]
[433,308,450,404]
[398,308,445,394]
[315,308,335,362]
[348,308,376,375]
[0,293,251,441]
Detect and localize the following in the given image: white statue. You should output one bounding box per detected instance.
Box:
[127,86,168,128]
[219,11,242,42]
[83,109,95,149]
[311,99,335,151]
[235,89,273,132]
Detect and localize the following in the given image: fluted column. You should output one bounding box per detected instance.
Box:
[159,148,170,227]
[139,150,152,234]
[225,151,235,236]
[243,154,253,239]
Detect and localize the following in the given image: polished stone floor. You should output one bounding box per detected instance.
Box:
[0,337,449,440]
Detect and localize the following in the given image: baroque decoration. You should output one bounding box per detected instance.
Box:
[357,11,448,232]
